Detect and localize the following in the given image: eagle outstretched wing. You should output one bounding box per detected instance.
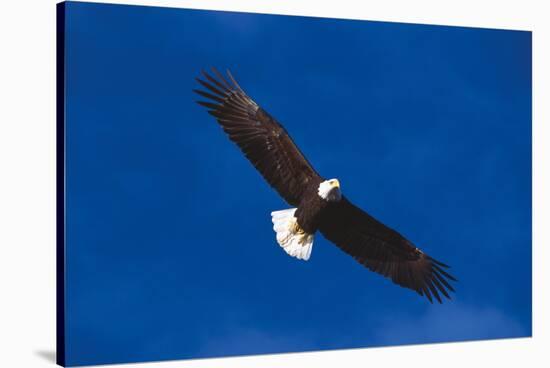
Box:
[319,197,456,303]
[194,69,321,207]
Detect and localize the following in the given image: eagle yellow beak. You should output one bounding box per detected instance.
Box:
[330,179,340,189]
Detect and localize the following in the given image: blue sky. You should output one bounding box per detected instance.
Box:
[63,2,532,366]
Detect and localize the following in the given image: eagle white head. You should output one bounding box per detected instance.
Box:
[318,178,342,202]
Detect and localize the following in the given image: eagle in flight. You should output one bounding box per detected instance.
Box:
[194,68,456,303]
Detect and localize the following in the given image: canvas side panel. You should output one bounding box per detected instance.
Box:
[56,2,66,367]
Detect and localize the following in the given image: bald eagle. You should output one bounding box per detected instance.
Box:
[194,68,456,303]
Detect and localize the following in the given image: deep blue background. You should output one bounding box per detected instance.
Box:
[64,2,532,366]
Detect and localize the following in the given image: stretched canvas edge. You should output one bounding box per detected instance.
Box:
[56,2,67,367]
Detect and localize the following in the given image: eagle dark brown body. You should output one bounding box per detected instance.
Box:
[294,181,329,234]
[194,68,456,303]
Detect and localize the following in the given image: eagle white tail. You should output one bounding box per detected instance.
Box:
[270,208,314,261]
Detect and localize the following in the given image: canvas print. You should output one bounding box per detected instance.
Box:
[56,1,532,366]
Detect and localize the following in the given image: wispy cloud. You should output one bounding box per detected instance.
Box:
[371,302,529,346]
[197,327,317,357]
